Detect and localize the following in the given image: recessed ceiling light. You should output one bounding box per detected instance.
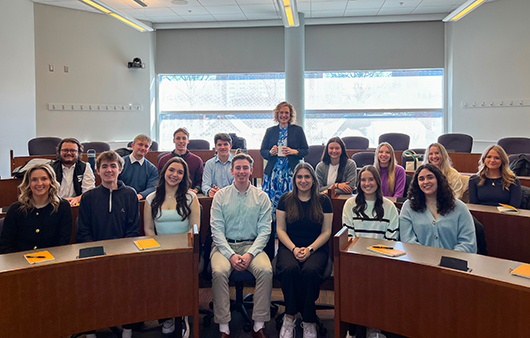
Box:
[171,0,188,5]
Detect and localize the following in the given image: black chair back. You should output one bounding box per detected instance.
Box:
[498,137,530,154]
[188,139,210,150]
[351,152,375,168]
[305,145,326,169]
[378,133,410,151]
[438,133,473,153]
[28,137,62,155]
[81,142,110,153]
[342,136,369,150]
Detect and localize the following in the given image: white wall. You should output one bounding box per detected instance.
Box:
[447,0,530,152]
[34,4,155,148]
[0,1,36,178]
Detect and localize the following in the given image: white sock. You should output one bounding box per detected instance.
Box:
[85,334,97,338]
[219,323,230,335]
[122,328,132,338]
[254,321,265,332]
[284,315,294,324]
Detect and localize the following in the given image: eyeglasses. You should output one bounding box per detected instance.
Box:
[61,149,78,154]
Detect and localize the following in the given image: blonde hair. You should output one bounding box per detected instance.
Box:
[18,164,61,214]
[374,142,397,195]
[424,143,453,177]
[133,134,152,146]
[477,145,515,189]
[273,101,296,124]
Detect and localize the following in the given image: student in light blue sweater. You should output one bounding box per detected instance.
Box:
[400,163,476,253]
[118,134,159,200]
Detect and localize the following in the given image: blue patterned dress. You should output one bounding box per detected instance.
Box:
[262,126,293,222]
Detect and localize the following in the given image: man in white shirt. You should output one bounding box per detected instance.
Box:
[50,138,95,207]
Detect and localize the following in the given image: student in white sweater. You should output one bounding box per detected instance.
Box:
[342,165,399,241]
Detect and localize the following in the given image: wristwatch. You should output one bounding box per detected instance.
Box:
[308,246,314,253]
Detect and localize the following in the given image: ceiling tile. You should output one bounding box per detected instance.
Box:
[310,9,346,18]
[244,12,280,20]
[147,15,186,22]
[344,8,379,16]
[377,6,415,15]
[205,5,244,14]
[346,0,384,10]
[212,13,249,20]
[119,8,151,19]
[412,5,452,14]
[236,0,274,4]
[198,0,238,4]
[239,3,278,13]
[182,14,217,21]
[142,7,176,15]
[382,0,422,8]
[311,1,347,11]
[171,5,210,15]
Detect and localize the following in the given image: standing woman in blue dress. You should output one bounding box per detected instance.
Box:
[260,101,309,223]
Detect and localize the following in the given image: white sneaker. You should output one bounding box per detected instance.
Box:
[280,316,296,338]
[122,328,133,338]
[301,322,317,338]
[85,334,97,338]
[162,318,175,334]
[182,316,190,338]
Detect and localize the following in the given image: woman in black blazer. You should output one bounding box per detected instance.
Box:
[260,101,309,222]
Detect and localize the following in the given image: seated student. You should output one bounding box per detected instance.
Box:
[400,164,476,253]
[158,127,204,194]
[144,157,200,336]
[76,151,140,338]
[276,163,333,338]
[342,165,399,240]
[0,164,72,254]
[424,143,464,199]
[468,145,522,208]
[374,142,406,198]
[118,134,159,200]
[316,137,357,195]
[202,133,234,197]
[51,137,95,207]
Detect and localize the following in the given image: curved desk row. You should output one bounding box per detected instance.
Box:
[0,229,199,338]
[334,228,530,338]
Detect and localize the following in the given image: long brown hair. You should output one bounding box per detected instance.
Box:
[18,164,61,214]
[150,157,192,221]
[477,145,515,190]
[353,165,385,221]
[283,163,323,224]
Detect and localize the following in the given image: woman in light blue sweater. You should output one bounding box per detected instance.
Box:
[400,163,476,253]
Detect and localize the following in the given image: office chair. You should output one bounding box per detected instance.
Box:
[437,133,473,153]
[351,152,375,167]
[378,133,410,151]
[342,136,369,150]
[28,137,62,156]
[81,142,110,153]
[472,216,488,256]
[188,139,210,150]
[498,137,530,154]
[304,145,326,169]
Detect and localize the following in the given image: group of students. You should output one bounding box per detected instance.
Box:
[0,100,525,338]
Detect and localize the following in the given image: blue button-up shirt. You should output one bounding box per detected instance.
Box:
[210,183,272,260]
[202,153,234,196]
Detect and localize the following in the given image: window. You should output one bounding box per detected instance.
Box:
[158,69,443,150]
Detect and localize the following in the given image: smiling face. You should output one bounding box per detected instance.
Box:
[215,139,232,157]
[132,139,150,160]
[485,149,502,171]
[327,142,342,161]
[378,145,391,167]
[173,131,189,154]
[428,146,442,167]
[295,168,313,194]
[418,168,438,197]
[59,142,79,166]
[231,158,253,184]
[30,169,51,199]
[97,160,122,186]
[278,106,291,126]
[360,170,377,199]
[165,162,185,188]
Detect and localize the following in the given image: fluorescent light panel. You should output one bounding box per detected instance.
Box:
[443,0,487,22]
[276,0,299,27]
[79,0,153,32]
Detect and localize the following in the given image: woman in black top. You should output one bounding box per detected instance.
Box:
[276,163,333,338]
[0,164,72,254]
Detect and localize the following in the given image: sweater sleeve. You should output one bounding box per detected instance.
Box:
[447,168,464,199]
[138,162,159,199]
[510,178,522,208]
[76,194,94,243]
[393,166,406,197]
[336,159,357,194]
[0,203,21,254]
[295,127,309,159]
[399,200,420,245]
[260,127,275,160]
[341,197,357,237]
[453,201,477,253]
[56,200,73,246]
[316,162,330,192]
[125,192,140,238]
[384,199,400,241]
[468,175,479,204]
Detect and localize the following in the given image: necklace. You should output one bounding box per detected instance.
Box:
[167,195,173,199]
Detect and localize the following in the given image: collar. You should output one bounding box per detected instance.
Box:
[61,162,77,171]
[215,153,233,164]
[172,150,188,158]
[231,181,252,195]
[129,153,145,165]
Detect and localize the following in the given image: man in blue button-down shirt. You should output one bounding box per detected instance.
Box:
[202,133,234,197]
[210,153,272,338]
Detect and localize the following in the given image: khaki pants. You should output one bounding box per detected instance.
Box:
[210,242,273,324]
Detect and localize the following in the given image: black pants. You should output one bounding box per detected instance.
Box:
[276,245,328,323]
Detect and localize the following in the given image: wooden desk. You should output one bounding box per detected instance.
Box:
[334,230,530,338]
[0,229,199,338]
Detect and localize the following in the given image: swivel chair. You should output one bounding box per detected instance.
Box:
[188,139,210,150]
[342,136,369,150]
[81,142,110,153]
[498,137,530,154]
[378,133,410,151]
[351,152,375,167]
[437,133,473,153]
[305,145,326,169]
[28,137,62,155]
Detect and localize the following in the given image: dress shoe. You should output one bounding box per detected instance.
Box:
[252,328,269,338]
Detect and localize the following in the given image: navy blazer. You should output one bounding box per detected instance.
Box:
[260,124,309,175]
